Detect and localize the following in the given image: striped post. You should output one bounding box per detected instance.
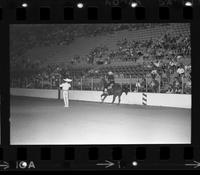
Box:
[129,75,132,92]
[142,93,147,106]
[181,76,184,94]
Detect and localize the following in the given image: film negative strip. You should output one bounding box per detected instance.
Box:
[0,0,200,171]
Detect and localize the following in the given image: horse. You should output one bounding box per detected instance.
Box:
[101,83,129,104]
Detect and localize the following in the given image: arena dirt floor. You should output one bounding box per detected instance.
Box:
[10,96,191,145]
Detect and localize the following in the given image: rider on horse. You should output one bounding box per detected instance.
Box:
[104,71,115,95]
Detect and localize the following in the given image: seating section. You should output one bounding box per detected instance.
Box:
[10,23,191,94]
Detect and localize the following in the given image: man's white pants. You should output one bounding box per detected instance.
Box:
[63,90,69,107]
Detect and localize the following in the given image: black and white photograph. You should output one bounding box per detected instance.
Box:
[10,23,191,145]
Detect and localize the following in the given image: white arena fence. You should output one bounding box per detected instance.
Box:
[10,88,191,109]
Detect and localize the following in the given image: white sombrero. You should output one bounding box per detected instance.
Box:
[63,78,72,82]
[108,71,113,75]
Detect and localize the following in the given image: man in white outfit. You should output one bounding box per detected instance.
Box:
[60,78,72,108]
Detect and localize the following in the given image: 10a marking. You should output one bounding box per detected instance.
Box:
[16,161,36,169]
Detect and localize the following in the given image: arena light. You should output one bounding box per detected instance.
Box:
[77,2,84,8]
[184,1,193,7]
[21,3,28,8]
[131,2,138,8]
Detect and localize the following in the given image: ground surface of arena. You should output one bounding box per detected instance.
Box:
[10,96,191,145]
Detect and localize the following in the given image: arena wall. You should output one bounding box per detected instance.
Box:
[60,90,143,105]
[10,88,58,99]
[146,93,191,109]
[10,88,191,109]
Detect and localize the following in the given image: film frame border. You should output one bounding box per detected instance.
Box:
[0,0,200,171]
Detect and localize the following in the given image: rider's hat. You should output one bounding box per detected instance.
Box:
[108,71,113,75]
[63,78,72,82]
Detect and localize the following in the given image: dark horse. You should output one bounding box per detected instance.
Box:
[101,79,129,104]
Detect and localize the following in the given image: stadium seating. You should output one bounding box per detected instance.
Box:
[10,23,191,94]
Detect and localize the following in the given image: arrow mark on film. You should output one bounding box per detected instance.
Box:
[96,160,115,168]
[185,160,200,168]
[0,161,9,170]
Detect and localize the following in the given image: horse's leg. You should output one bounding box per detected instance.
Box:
[118,95,121,105]
[101,93,105,103]
[117,92,123,105]
[101,93,104,99]
[102,94,107,103]
[112,95,116,104]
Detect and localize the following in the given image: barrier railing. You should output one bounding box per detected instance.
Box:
[10,74,191,94]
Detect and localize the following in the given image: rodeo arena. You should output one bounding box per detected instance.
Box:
[10,23,191,145]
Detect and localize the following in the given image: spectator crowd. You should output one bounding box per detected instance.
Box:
[10,24,191,94]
